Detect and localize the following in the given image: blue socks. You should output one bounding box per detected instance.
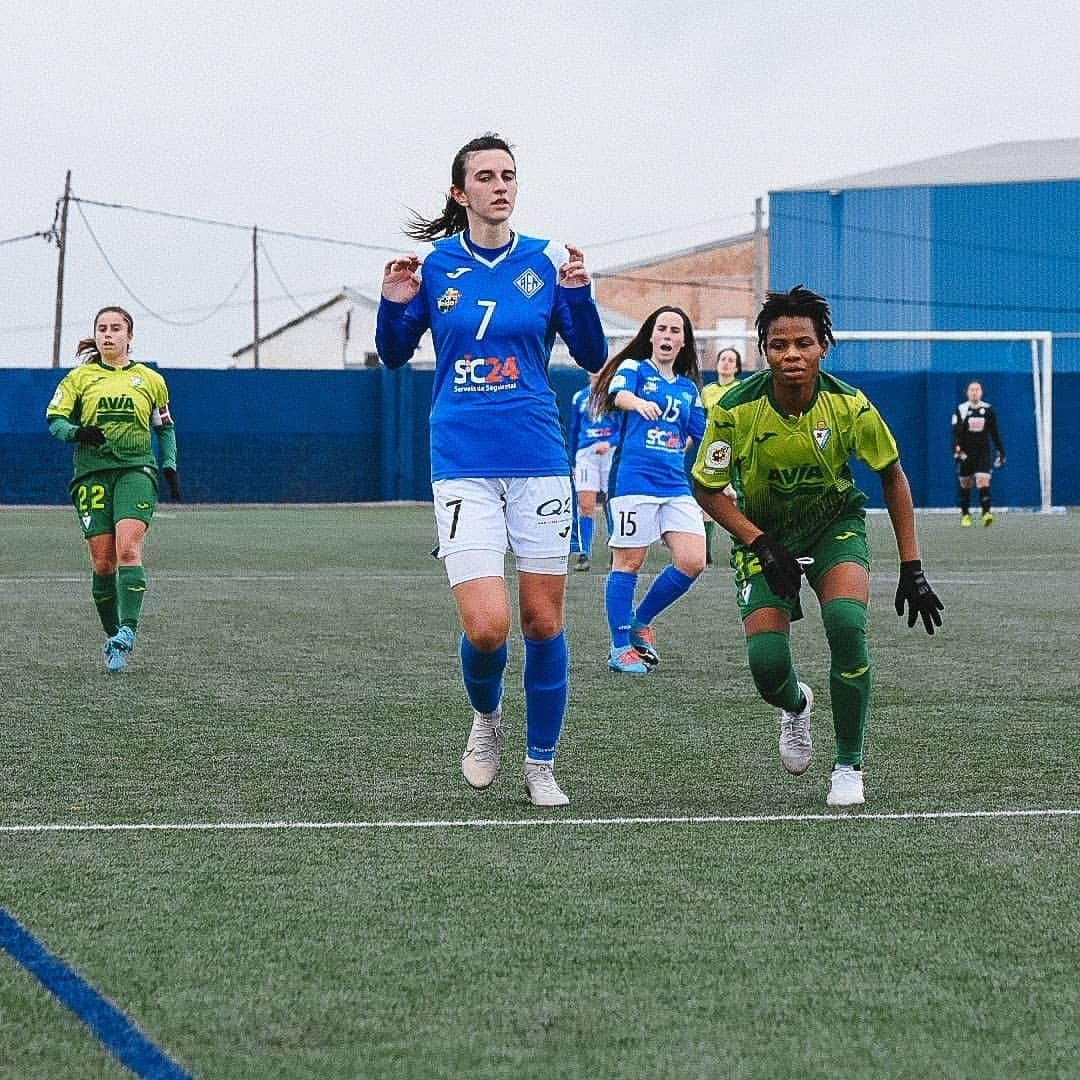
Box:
[523,631,568,762]
[605,570,638,649]
[459,635,506,715]
[634,565,697,627]
[577,514,595,558]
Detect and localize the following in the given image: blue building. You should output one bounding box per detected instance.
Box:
[767,138,1080,508]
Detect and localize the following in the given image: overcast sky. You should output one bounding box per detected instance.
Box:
[4,0,1078,368]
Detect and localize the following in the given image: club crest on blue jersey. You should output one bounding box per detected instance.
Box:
[437,287,461,314]
[813,422,832,451]
[514,268,544,298]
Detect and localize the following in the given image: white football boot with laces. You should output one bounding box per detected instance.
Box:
[827,765,865,807]
[779,681,814,774]
[523,761,569,807]
[461,705,504,789]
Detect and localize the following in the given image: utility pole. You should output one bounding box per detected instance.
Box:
[752,196,766,311]
[51,170,72,368]
[252,225,260,369]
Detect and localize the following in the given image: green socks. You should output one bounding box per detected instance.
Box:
[746,631,804,712]
[822,598,871,766]
[92,572,118,636]
[116,564,147,632]
[748,602,872,766]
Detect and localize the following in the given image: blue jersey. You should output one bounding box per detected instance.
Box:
[569,386,620,456]
[376,231,608,481]
[608,359,707,498]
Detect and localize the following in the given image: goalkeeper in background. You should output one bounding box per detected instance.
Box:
[46,306,181,672]
[692,286,942,808]
[952,380,1005,526]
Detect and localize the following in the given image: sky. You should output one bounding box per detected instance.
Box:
[3,0,1079,369]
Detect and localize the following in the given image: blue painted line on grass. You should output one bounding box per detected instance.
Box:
[0,906,195,1079]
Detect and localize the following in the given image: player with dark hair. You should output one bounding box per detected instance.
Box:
[591,306,707,674]
[376,133,607,807]
[693,285,942,807]
[46,306,181,672]
[569,372,620,572]
[700,347,743,564]
[952,380,1005,526]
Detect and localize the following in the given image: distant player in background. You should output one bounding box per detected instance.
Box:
[952,380,1005,526]
[569,372,620,572]
[591,307,708,674]
[693,286,943,808]
[376,133,607,807]
[45,306,181,672]
[700,347,742,564]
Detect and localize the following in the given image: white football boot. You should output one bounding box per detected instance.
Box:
[779,681,814,774]
[826,765,865,807]
[523,760,569,807]
[461,705,504,790]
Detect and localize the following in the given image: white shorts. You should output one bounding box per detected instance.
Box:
[608,494,707,548]
[574,445,613,495]
[432,476,573,582]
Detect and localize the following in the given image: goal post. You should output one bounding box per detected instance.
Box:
[596,327,1056,513]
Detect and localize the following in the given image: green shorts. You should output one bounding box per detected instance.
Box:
[71,467,158,540]
[732,513,870,621]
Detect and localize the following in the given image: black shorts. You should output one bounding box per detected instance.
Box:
[957,447,992,477]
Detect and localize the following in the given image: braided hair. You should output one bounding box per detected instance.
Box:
[755,285,835,357]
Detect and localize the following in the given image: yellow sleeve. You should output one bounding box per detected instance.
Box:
[853,394,900,472]
[45,369,81,422]
[691,405,736,489]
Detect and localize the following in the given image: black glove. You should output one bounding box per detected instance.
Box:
[894,560,944,635]
[994,452,1005,468]
[162,467,182,500]
[749,532,803,598]
[953,447,966,463]
[74,425,106,447]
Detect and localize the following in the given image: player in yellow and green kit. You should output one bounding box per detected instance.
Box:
[46,306,181,672]
[692,286,942,807]
[699,347,742,564]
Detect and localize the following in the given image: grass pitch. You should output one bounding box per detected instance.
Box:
[0,505,1077,1079]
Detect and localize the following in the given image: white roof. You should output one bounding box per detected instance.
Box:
[776,138,1080,192]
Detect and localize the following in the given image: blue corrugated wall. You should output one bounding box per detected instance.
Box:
[2,367,1076,507]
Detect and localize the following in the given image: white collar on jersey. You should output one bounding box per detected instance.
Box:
[457,230,519,269]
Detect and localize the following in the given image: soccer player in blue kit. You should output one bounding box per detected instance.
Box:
[568,372,620,571]
[590,307,708,674]
[376,133,607,807]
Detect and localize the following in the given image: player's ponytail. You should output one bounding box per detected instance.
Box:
[403,132,515,242]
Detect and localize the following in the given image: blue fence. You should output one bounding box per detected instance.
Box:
[3,367,1076,507]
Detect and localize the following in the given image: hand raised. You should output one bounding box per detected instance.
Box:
[558,244,590,288]
[381,256,422,303]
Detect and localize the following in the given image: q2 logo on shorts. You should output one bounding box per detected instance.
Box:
[536,497,571,518]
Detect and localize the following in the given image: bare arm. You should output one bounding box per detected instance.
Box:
[880,460,920,563]
[693,481,763,547]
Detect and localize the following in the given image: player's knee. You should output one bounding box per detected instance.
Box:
[822,598,868,672]
[674,553,707,579]
[746,631,793,697]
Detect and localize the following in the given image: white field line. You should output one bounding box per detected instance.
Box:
[0,808,1077,835]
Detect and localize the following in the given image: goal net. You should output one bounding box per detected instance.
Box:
[599,327,1056,512]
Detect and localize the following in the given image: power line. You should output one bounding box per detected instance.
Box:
[74,199,253,327]
[584,210,755,250]
[71,196,401,253]
[0,286,346,337]
[595,272,753,294]
[0,230,53,247]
